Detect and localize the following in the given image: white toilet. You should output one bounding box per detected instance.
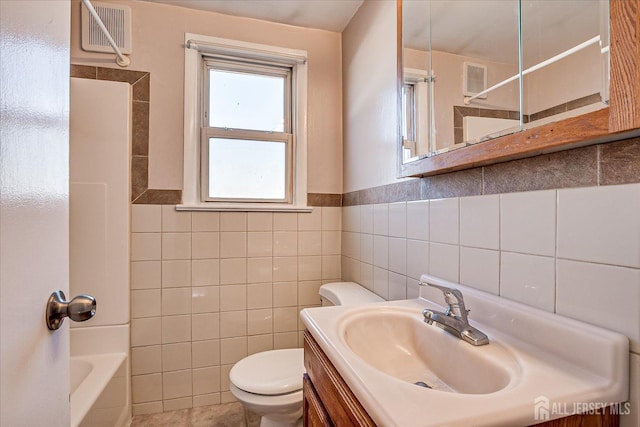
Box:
[229,282,383,427]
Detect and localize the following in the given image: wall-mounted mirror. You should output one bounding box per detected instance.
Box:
[401,0,609,164]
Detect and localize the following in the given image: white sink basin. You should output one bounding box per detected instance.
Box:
[341,307,517,394]
[301,275,629,427]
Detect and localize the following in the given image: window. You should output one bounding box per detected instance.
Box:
[203,60,291,202]
[403,68,433,160]
[402,82,417,161]
[181,34,309,211]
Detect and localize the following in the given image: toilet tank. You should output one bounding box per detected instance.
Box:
[319,282,384,306]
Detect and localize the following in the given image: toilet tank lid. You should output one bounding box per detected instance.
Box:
[229,348,304,395]
[319,282,384,305]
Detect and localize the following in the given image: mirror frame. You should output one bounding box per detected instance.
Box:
[397,0,640,178]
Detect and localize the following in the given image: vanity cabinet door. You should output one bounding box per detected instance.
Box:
[303,374,333,427]
[303,331,376,427]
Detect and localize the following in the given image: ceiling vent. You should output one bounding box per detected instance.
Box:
[81,1,132,54]
[463,62,487,99]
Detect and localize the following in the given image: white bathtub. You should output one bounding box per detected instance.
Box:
[70,325,130,427]
[70,353,127,427]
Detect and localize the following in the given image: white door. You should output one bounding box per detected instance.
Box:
[0,1,71,426]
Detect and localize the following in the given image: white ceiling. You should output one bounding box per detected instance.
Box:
[138,0,365,32]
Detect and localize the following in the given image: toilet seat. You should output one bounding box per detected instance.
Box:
[230,383,303,406]
[230,348,304,395]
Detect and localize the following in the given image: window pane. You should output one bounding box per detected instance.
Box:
[209,138,286,200]
[209,70,285,132]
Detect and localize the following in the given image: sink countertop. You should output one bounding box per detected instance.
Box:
[300,276,629,427]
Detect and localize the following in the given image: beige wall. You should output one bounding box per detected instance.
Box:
[70,0,343,194]
[342,0,402,192]
[524,43,603,114]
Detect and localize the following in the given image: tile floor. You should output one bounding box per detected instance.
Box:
[131,403,261,427]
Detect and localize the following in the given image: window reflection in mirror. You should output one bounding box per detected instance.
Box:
[401,0,609,164]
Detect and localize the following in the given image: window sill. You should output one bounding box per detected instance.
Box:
[175,202,313,213]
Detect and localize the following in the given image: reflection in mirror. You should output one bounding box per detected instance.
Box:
[403,0,521,161]
[402,0,432,162]
[401,0,609,164]
[521,0,609,129]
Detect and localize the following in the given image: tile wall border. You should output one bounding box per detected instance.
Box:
[71,64,181,205]
[344,136,640,206]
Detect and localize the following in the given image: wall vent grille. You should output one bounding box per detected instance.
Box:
[81,1,132,54]
[463,62,487,99]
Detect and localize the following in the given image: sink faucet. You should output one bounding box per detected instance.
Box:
[419,282,489,346]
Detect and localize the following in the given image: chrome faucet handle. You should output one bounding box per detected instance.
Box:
[421,282,469,322]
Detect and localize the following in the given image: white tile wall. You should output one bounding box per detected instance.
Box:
[131,206,342,414]
[556,259,640,352]
[459,247,499,295]
[130,183,640,416]
[360,204,374,234]
[501,190,556,257]
[460,195,499,250]
[248,212,272,231]
[429,242,459,283]
[131,261,161,290]
[388,238,407,275]
[341,183,640,421]
[132,205,161,232]
[406,200,429,241]
[373,204,389,236]
[360,233,373,265]
[193,211,220,232]
[406,239,428,281]
[342,206,360,232]
[388,202,407,238]
[162,343,191,372]
[298,208,321,231]
[132,289,161,318]
[500,252,555,311]
[430,198,459,245]
[388,272,407,300]
[373,235,389,269]
[132,346,161,376]
[132,233,161,261]
[558,184,640,268]
[322,207,341,231]
[373,266,389,299]
[161,260,190,288]
[360,262,374,291]
[162,206,191,232]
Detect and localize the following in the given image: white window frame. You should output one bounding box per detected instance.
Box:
[202,59,292,203]
[179,33,309,212]
[404,67,433,159]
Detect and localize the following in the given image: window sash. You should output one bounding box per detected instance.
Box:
[203,58,292,133]
[200,128,293,203]
[403,83,417,142]
[201,58,294,203]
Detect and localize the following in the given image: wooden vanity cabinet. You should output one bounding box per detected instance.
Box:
[303,331,375,427]
[303,330,619,427]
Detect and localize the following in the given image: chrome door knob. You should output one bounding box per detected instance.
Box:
[46,290,96,330]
